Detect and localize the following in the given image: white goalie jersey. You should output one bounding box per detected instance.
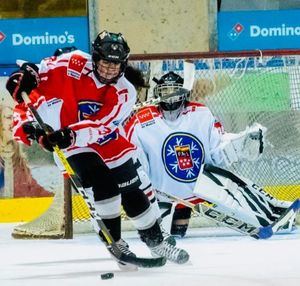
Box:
[124,101,265,201]
[124,102,297,229]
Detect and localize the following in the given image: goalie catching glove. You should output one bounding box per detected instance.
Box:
[220,123,267,166]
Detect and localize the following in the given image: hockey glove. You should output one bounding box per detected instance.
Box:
[22,121,46,141]
[22,121,54,151]
[39,127,76,151]
[6,63,40,103]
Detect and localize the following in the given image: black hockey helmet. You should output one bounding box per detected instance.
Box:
[92,30,130,83]
[153,71,189,118]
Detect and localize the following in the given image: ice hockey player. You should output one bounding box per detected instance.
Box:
[124,71,296,238]
[5,31,189,266]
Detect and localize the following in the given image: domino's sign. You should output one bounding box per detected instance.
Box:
[250,24,300,38]
[11,31,75,46]
[0,17,89,64]
[218,10,300,51]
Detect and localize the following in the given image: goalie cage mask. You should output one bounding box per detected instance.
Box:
[92,30,130,84]
[153,71,190,121]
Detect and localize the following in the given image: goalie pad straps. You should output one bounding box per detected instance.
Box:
[205,165,292,216]
[240,176,292,209]
[194,165,278,227]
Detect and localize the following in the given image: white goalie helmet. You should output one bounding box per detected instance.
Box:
[153,71,190,121]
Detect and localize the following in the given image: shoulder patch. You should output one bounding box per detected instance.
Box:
[67,54,87,79]
[137,107,155,128]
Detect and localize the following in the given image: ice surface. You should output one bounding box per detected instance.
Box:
[0,223,300,286]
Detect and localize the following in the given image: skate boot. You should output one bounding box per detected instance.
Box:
[115,238,138,271]
[139,221,189,265]
[150,239,189,264]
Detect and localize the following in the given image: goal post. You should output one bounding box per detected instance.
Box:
[11,49,300,238]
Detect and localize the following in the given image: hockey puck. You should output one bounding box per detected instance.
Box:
[101,272,114,280]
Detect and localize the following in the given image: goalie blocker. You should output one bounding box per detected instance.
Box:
[193,164,297,230]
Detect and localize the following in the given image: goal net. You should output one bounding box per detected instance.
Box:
[12,50,300,238]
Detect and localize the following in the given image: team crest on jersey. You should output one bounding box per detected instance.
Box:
[78,101,102,120]
[162,132,204,182]
[137,108,155,127]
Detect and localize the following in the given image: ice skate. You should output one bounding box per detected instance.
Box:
[150,240,189,264]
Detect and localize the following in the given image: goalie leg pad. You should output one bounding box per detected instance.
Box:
[210,165,293,221]
[193,166,273,227]
[241,176,292,210]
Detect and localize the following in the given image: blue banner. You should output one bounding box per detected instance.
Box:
[0,17,89,66]
[218,10,300,51]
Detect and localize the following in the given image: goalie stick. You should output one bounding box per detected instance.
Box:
[183,61,196,91]
[20,91,167,269]
[155,189,300,239]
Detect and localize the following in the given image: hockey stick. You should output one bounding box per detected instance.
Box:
[20,91,166,269]
[155,190,264,238]
[156,189,300,239]
[183,61,195,91]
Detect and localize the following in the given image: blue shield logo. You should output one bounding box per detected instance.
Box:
[78,101,102,120]
[162,132,204,182]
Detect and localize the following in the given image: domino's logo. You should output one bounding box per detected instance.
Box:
[0,32,6,43]
[228,23,244,41]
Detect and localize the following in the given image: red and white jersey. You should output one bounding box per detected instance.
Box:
[124,102,225,200]
[13,50,137,168]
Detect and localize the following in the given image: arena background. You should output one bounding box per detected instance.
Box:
[0,0,214,222]
[0,0,299,228]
